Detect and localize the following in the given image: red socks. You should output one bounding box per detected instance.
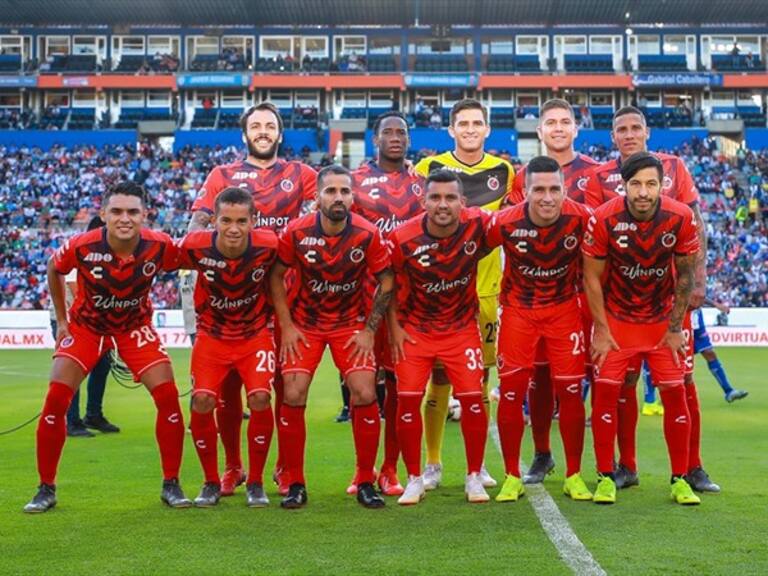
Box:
[396,394,424,477]
[684,382,702,471]
[190,409,220,484]
[617,383,638,472]
[554,379,585,477]
[216,370,243,472]
[278,404,306,486]
[36,382,75,485]
[150,381,185,481]
[591,381,622,474]
[659,385,691,477]
[272,370,285,472]
[496,370,530,477]
[351,402,381,484]
[529,365,553,454]
[246,407,274,485]
[457,393,487,475]
[380,371,400,474]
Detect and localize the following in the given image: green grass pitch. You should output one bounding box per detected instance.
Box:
[1,347,766,575]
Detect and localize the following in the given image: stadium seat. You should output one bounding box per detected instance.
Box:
[638,54,688,72]
[564,54,614,73]
[711,54,763,72]
[191,108,218,129]
[67,108,96,130]
[0,54,22,73]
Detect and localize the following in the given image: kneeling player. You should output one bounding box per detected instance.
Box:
[388,169,491,505]
[270,165,393,509]
[25,182,190,513]
[179,187,279,507]
[486,156,592,502]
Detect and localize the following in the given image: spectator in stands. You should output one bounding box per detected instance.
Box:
[580,105,593,129]
[746,51,755,69]
[429,108,442,129]
[731,41,741,67]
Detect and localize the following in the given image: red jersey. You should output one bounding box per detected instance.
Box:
[582,195,700,323]
[351,161,424,234]
[486,199,592,308]
[277,212,391,331]
[52,228,178,335]
[191,159,317,233]
[177,230,278,340]
[583,152,699,209]
[389,207,490,334]
[509,153,599,205]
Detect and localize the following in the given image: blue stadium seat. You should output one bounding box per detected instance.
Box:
[564,54,613,73]
[489,107,516,128]
[191,108,217,129]
[0,54,22,72]
[367,55,396,72]
[414,55,469,73]
[711,54,763,72]
[67,108,96,130]
[638,54,688,72]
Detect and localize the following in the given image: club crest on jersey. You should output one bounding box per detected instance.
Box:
[411,183,423,197]
[464,241,478,256]
[576,177,589,191]
[661,232,677,248]
[84,252,113,263]
[487,175,500,191]
[662,175,673,190]
[60,336,74,349]
[251,268,266,282]
[349,248,365,263]
[280,179,294,193]
[563,235,579,251]
[142,262,157,277]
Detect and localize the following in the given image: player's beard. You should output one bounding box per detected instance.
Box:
[247,138,279,161]
[322,203,349,222]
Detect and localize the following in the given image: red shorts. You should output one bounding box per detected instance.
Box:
[191,331,275,399]
[394,324,484,397]
[374,322,394,372]
[595,316,684,388]
[54,321,169,380]
[497,300,586,381]
[531,293,593,369]
[281,325,376,378]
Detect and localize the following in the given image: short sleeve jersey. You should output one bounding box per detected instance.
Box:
[177,230,278,340]
[52,228,179,334]
[389,207,490,334]
[351,161,425,234]
[192,159,317,232]
[582,195,700,323]
[277,212,391,331]
[486,199,592,308]
[510,153,600,205]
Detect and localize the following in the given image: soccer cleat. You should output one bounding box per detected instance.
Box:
[593,476,617,504]
[272,467,290,496]
[479,463,497,488]
[671,477,701,505]
[246,483,269,507]
[346,467,379,496]
[280,483,308,509]
[495,474,525,502]
[160,478,193,508]
[194,482,221,507]
[725,389,749,403]
[357,482,386,509]
[335,406,350,423]
[23,484,57,513]
[422,463,442,491]
[220,467,246,497]
[465,473,491,503]
[614,464,639,489]
[377,469,404,496]
[641,401,664,416]
[83,414,121,433]
[398,475,426,506]
[67,422,95,438]
[523,452,555,484]
[685,467,721,493]
[563,473,593,501]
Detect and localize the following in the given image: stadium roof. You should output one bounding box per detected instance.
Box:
[1,0,767,27]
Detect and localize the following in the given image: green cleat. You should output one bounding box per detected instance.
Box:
[563,473,593,501]
[671,477,701,505]
[495,474,525,503]
[593,476,616,505]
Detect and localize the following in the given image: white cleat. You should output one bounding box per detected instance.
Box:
[479,463,497,488]
[465,472,490,503]
[398,475,426,506]
[422,463,443,491]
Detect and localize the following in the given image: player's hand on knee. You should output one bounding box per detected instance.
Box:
[54,321,72,347]
[344,328,375,366]
[591,326,618,368]
[658,330,686,367]
[389,322,416,364]
[280,323,308,364]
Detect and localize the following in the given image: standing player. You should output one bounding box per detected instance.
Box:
[189,102,316,497]
[270,165,393,509]
[25,182,190,513]
[388,169,491,505]
[486,156,593,502]
[583,106,718,493]
[348,111,425,496]
[414,98,514,490]
[507,98,600,484]
[179,188,279,508]
[583,152,701,505]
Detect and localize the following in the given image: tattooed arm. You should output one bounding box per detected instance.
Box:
[660,252,696,365]
[345,269,394,366]
[689,202,707,309]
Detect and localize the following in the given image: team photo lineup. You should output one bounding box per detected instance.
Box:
[24,95,737,513]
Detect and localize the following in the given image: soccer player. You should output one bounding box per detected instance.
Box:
[583,152,701,505]
[189,102,316,497]
[486,156,593,502]
[583,106,718,493]
[25,182,190,513]
[388,169,492,505]
[347,110,425,496]
[179,187,279,508]
[508,98,600,484]
[414,98,514,490]
[270,165,393,509]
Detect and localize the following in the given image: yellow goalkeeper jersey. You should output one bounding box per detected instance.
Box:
[415,151,514,297]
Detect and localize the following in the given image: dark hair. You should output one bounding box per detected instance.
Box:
[613,105,646,126]
[87,216,105,231]
[525,156,562,188]
[373,111,408,135]
[425,168,464,195]
[102,181,146,207]
[450,98,488,126]
[620,151,663,183]
[215,186,254,215]
[240,102,284,134]
[317,164,352,189]
[540,98,575,120]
